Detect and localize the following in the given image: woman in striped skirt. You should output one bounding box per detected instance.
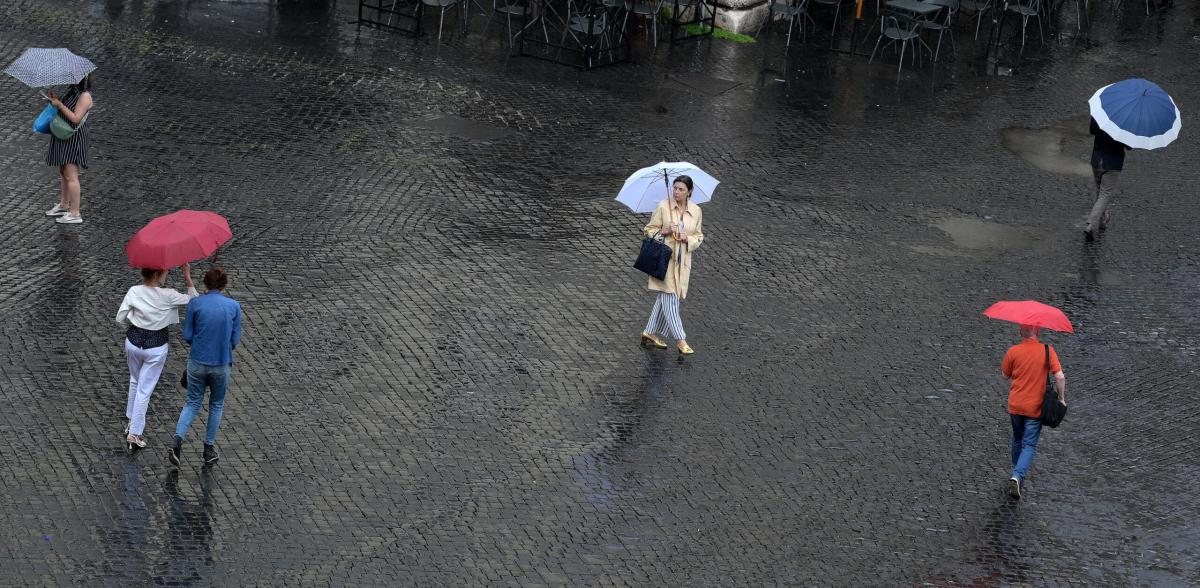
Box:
[44,74,94,225]
[639,175,704,355]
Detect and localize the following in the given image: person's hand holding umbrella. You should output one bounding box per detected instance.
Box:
[181,262,194,290]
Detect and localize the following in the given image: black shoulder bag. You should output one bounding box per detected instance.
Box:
[1040,344,1067,428]
[634,204,675,281]
[634,231,672,280]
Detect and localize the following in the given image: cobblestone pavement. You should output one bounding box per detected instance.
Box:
[1,0,1198,584]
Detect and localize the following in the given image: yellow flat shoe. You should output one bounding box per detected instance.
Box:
[640,332,668,349]
[677,343,694,355]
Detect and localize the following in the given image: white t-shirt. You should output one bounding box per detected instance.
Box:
[115,284,200,331]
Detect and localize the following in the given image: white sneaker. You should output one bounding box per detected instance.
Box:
[45,203,68,216]
[55,213,83,224]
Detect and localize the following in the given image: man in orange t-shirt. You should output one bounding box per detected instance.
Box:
[1001,324,1067,500]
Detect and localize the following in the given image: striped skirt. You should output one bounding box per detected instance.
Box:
[46,125,91,169]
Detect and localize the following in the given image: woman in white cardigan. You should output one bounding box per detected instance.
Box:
[116,264,197,451]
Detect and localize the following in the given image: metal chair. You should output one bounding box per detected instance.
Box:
[482,0,547,47]
[919,0,956,61]
[420,0,463,42]
[869,11,921,72]
[957,0,992,39]
[755,0,811,48]
[807,0,846,45]
[560,0,614,68]
[1006,0,1042,47]
[625,0,665,47]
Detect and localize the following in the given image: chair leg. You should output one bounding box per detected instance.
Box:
[483,3,496,36]
[756,5,771,37]
[830,2,842,42]
[898,39,906,73]
[868,34,883,63]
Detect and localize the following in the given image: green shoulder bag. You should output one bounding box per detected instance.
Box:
[50,110,89,141]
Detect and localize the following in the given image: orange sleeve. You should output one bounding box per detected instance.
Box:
[1002,349,1014,378]
[1049,347,1063,373]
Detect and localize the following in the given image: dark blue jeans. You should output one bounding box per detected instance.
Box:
[175,360,231,445]
[1010,414,1042,481]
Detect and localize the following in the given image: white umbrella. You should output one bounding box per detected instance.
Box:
[4,48,96,88]
[615,161,719,213]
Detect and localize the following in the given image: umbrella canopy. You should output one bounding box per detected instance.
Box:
[1088,79,1180,150]
[982,300,1074,333]
[125,211,232,270]
[4,48,96,88]
[615,161,719,213]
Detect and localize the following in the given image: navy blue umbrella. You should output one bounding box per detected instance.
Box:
[1088,78,1180,150]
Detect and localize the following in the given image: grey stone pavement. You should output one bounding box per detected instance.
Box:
[1,0,1198,584]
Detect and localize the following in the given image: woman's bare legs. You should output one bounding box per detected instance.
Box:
[61,164,81,216]
[57,166,69,209]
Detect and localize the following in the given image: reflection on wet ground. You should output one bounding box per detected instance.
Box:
[1002,116,1094,177]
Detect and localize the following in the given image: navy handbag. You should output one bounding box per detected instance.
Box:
[634,232,672,281]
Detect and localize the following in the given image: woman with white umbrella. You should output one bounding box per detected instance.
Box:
[640,175,704,355]
[618,162,716,355]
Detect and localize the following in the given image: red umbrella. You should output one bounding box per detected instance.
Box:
[125,210,232,270]
[982,300,1074,333]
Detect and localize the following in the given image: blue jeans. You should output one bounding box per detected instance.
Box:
[1010,414,1042,481]
[175,360,231,446]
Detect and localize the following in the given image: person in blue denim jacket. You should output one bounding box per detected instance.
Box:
[169,267,243,466]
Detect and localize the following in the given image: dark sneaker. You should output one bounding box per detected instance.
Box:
[203,444,219,465]
[1083,225,1095,242]
[1008,477,1021,500]
[168,435,183,466]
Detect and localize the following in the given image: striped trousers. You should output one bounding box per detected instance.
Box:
[644,292,686,340]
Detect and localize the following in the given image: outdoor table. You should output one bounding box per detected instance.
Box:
[882,0,941,19]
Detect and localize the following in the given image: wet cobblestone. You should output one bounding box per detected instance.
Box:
[0,0,1198,584]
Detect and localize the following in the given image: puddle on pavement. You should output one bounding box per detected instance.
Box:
[1000,115,1093,177]
[934,217,1040,251]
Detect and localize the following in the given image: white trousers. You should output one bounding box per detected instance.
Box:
[125,340,168,436]
[645,292,686,340]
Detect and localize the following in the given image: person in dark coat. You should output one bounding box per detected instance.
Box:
[1085,116,1131,241]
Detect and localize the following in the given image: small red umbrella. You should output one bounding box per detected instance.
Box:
[982,300,1074,333]
[125,210,232,270]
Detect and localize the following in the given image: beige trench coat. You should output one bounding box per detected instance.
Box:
[643,198,704,299]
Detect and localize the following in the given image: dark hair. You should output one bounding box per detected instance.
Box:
[73,74,93,93]
[141,268,164,282]
[673,175,694,196]
[204,267,228,291]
